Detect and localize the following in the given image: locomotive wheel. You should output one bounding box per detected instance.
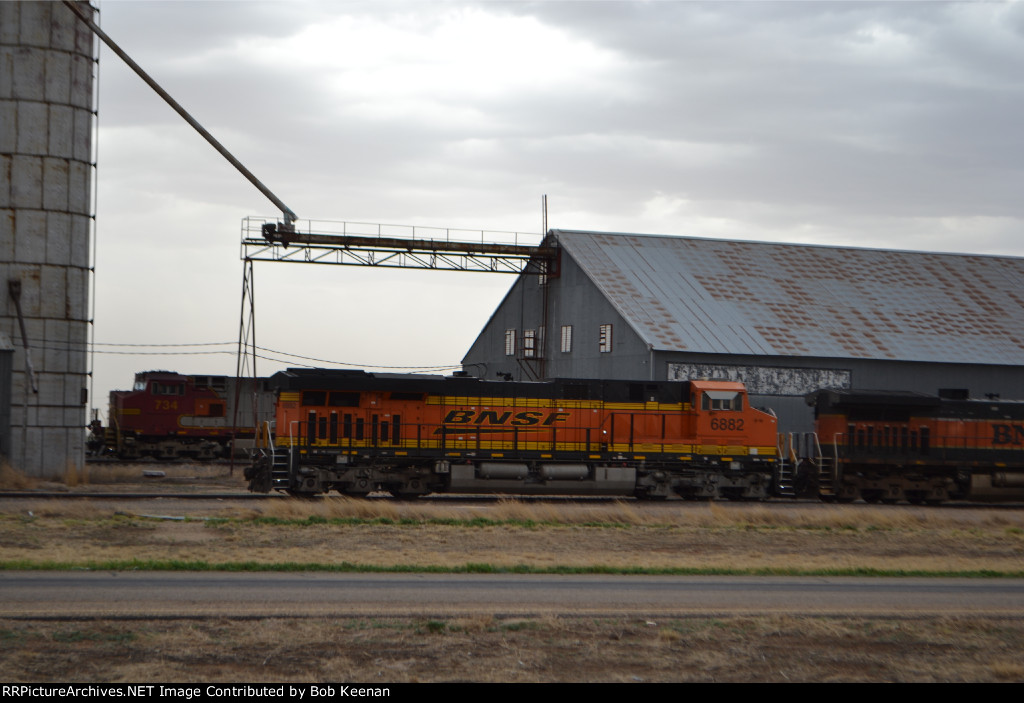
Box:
[861,490,883,504]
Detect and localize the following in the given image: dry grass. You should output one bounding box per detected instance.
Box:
[236,494,1024,534]
[1,497,1022,574]
[78,463,234,485]
[0,463,37,490]
[62,462,85,487]
[1,614,1023,682]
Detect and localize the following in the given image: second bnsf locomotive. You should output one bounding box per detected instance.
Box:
[805,389,1024,504]
[245,369,782,499]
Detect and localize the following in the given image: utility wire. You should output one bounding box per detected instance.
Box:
[24,337,463,371]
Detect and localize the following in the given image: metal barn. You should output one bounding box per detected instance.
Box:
[462,230,1024,432]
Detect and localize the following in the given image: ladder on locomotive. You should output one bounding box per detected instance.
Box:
[774,433,799,496]
[815,434,839,497]
[255,420,292,491]
[775,432,834,497]
[270,450,292,491]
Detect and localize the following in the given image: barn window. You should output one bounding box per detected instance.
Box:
[599,324,613,353]
[560,325,572,353]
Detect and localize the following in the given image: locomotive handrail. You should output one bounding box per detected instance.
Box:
[262,421,275,466]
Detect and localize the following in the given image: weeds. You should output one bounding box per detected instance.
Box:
[0,463,37,490]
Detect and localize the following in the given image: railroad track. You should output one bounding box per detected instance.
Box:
[1,491,1022,510]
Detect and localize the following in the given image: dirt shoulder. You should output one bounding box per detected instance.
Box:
[3,614,1024,683]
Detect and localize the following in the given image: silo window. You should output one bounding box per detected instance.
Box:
[504,329,516,356]
[599,324,613,353]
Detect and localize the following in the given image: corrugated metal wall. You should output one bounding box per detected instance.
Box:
[0,2,95,476]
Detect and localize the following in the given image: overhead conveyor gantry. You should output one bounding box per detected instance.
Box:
[242,217,557,275]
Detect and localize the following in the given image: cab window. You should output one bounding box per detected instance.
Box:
[153,382,185,396]
[701,391,742,411]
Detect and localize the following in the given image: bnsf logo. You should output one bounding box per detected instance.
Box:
[442,410,570,427]
[992,424,1024,445]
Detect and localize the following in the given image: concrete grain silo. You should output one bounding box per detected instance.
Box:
[0,1,95,476]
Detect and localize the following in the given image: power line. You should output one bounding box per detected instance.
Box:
[23,338,464,372]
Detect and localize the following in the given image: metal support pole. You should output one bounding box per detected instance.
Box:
[62,1,298,226]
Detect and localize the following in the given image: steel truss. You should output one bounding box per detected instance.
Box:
[235,217,557,433]
[240,217,557,275]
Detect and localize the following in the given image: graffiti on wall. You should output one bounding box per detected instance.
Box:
[667,363,851,396]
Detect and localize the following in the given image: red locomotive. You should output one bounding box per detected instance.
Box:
[95,371,274,460]
[244,369,781,499]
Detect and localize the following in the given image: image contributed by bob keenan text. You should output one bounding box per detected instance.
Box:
[1,686,393,699]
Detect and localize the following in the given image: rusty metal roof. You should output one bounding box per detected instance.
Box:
[552,230,1024,365]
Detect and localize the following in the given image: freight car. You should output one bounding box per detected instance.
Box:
[91,371,276,460]
[244,369,783,499]
[804,389,1024,504]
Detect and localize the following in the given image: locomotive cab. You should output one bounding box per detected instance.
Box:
[690,380,778,449]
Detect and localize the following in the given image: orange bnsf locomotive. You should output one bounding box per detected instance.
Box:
[805,389,1024,504]
[244,369,781,499]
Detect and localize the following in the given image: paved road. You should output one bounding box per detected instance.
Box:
[2,572,1022,618]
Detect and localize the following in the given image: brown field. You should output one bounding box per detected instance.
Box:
[2,463,1024,682]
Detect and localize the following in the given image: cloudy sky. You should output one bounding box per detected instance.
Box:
[88,0,1024,413]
